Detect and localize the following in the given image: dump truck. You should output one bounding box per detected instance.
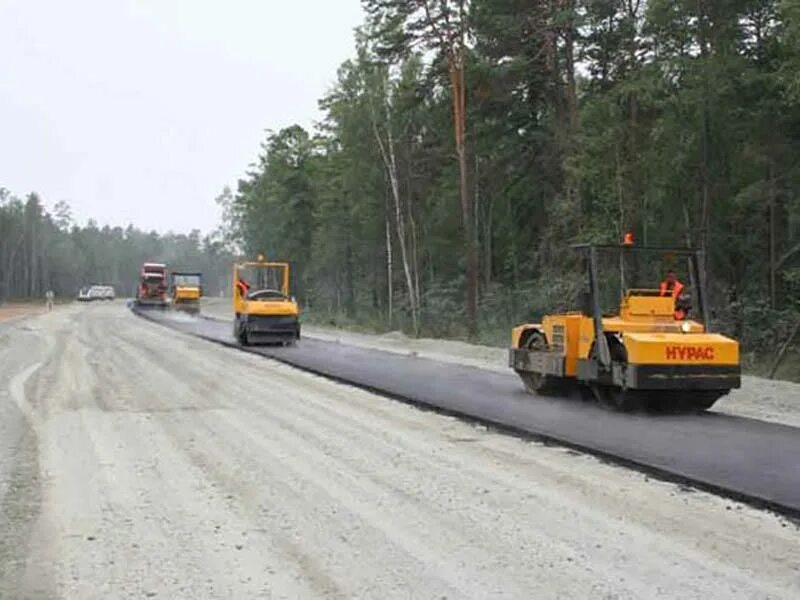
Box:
[169,271,202,314]
[232,255,300,345]
[509,240,741,412]
[136,262,168,307]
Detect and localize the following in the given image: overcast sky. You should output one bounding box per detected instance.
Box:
[0,0,365,234]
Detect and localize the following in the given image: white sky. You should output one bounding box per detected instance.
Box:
[0,0,365,234]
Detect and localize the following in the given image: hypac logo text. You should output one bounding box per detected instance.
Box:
[665,346,714,360]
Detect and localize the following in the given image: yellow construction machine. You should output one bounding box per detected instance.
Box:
[232,255,300,345]
[169,272,203,314]
[510,241,740,412]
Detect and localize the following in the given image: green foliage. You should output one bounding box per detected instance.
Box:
[0,188,234,300]
[222,0,800,370]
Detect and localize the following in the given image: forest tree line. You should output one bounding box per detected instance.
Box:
[221,0,800,361]
[0,188,233,300]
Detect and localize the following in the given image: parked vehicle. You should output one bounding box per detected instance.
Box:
[97,285,115,300]
[76,285,116,302]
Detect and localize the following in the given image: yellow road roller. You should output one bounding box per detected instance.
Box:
[232,255,300,346]
[509,241,740,411]
[169,271,203,314]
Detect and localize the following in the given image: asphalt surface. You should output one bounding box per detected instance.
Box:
[138,308,800,517]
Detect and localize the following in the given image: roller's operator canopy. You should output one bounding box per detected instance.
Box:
[235,256,292,301]
[574,243,708,324]
[171,273,202,287]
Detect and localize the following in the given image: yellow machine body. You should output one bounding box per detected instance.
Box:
[510,244,742,412]
[174,287,201,302]
[511,294,739,371]
[232,256,300,345]
[169,272,203,314]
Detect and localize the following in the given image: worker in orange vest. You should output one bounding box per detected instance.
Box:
[236,277,250,299]
[660,270,687,320]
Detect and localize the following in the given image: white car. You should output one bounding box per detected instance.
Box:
[78,285,115,302]
[93,285,115,301]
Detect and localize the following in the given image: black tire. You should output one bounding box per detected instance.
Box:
[639,390,723,414]
[591,385,644,412]
[516,331,566,396]
[234,316,249,346]
[588,336,643,412]
[594,387,723,414]
[691,391,724,412]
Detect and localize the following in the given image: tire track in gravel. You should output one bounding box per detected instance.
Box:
[101,314,566,596]
[86,308,352,598]
[0,312,62,599]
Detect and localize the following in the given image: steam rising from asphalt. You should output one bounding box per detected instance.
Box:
[166,312,200,324]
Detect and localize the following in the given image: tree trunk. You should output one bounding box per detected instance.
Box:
[5,231,24,301]
[406,163,421,315]
[385,205,393,326]
[23,221,30,298]
[769,160,777,308]
[697,0,711,277]
[449,54,478,337]
[699,107,711,271]
[368,73,419,335]
[408,206,421,313]
[625,0,644,237]
[474,153,481,291]
[769,321,800,379]
[562,0,578,134]
[475,154,493,288]
[484,196,493,288]
[345,238,355,316]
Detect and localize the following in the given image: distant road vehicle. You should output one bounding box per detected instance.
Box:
[169,272,202,314]
[136,262,168,307]
[97,285,115,301]
[76,285,116,302]
[233,254,300,346]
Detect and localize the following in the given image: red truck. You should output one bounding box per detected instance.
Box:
[136,262,168,307]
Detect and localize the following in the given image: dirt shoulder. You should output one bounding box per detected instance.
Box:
[202,298,800,429]
[0,302,47,323]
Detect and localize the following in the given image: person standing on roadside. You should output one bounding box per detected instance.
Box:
[45,289,54,311]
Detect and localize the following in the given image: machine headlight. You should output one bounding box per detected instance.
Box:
[681,321,691,334]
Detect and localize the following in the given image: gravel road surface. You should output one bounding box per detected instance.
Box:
[1,303,798,599]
